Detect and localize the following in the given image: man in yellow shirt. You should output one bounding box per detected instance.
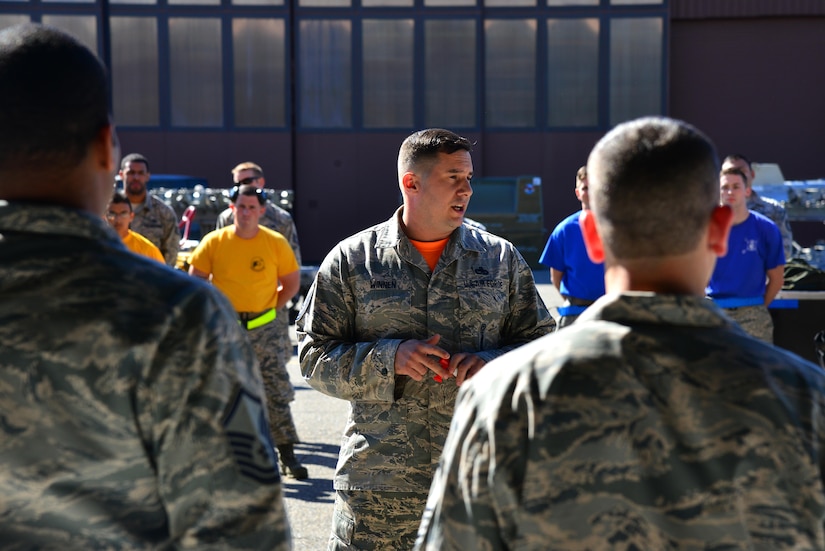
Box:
[106,191,165,263]
[188,184,306,478]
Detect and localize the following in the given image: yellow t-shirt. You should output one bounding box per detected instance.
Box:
[188,226,299,312]
[123,229,165,263]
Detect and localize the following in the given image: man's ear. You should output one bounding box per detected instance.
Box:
[402,172,417,191]
[95,124,117,173]
[708,205,733,257]
[579,210,605,263]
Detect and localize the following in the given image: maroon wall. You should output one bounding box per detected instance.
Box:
[670,17,825,180]
[289,131,605,264]
[117,130,294,191]
[670,16,825,247]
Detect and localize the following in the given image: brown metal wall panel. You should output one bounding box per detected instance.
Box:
[117,131,293,192]
[669,17,825,187]
[672,0,825,19]
[288,131,609,264]
[291,132,408,263]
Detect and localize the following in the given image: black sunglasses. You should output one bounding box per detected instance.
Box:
[230,186,268,204]
[236,176,260,186]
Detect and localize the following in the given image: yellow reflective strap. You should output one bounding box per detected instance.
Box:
[246,308,276,330]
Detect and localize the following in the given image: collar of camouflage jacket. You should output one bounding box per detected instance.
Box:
[0,200,123,247]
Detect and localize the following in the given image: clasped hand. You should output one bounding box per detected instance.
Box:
[394,334,486,386]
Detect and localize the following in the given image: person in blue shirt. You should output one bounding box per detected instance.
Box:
[706,167,785,343]
[539,165,605,329]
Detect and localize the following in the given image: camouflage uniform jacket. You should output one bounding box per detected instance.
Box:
[216,202,301,265]
[416,292,825,550]
[0,201,291,550]
[297,207,554,493]
[748,190,793,260]
[130,193,180,267]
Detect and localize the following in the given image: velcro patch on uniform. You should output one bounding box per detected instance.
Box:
[222,388,281,484]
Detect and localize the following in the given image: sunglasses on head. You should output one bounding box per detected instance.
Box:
[230,185,268,204]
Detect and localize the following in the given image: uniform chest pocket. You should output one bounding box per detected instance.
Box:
[458,278,508,315]
[353,278,412,331]
[458,278,509,349]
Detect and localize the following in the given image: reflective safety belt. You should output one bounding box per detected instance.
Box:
[238,308,276,330]
[557,304,589,316]
[711,297,764,309]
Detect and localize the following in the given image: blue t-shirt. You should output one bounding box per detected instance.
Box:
[539,210,605,301]
[706,211,784,298]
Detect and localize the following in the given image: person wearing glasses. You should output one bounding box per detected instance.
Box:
[189,184,307,479]
[0,24,291,548]
[215,161,308,479]
[104,190,164,263]
[119,152,180,267]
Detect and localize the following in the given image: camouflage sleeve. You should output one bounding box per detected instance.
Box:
[215,208,231,230]
[283,217,301,267]
[148,286,292,549]
[296,247,399,403]
[475,247,555,364]
[415,373,525,551]
[267,207,302,267]
[777,208,794,261]
[160,202,181,267]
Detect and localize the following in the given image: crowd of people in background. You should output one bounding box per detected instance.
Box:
[2,21,823,551]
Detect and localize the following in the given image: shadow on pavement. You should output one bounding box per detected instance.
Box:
[282,441,340,503]
[282,476,335,503]
[294,441,339,469]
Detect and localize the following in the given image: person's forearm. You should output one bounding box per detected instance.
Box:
[764,270,784,305]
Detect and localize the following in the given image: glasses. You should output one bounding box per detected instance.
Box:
[105,211,131,220]
[235,176,261,186]
[230,186,268,204]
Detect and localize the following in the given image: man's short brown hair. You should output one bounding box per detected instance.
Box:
[231,162,264,178]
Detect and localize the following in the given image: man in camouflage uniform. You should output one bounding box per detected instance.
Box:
[297,128,554,550]
[415,117,825,551]
[0,23,291,549]
[120,152,180,266]
[215,163,307,478]
[723,153,794,260]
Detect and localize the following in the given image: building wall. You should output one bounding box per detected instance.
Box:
[669,15,825,247]
[670,16,825,180]
[5,2,822,262]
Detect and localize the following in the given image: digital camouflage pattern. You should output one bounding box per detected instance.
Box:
[749,191,793,261]
[246,319,300,446]
[720,303,774,344]
[0,201,291,549]
[130,193,180,267]
[217,202,302,444]
[416,292,825,551]
[297,207,554,546]
[330,490,427,551]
